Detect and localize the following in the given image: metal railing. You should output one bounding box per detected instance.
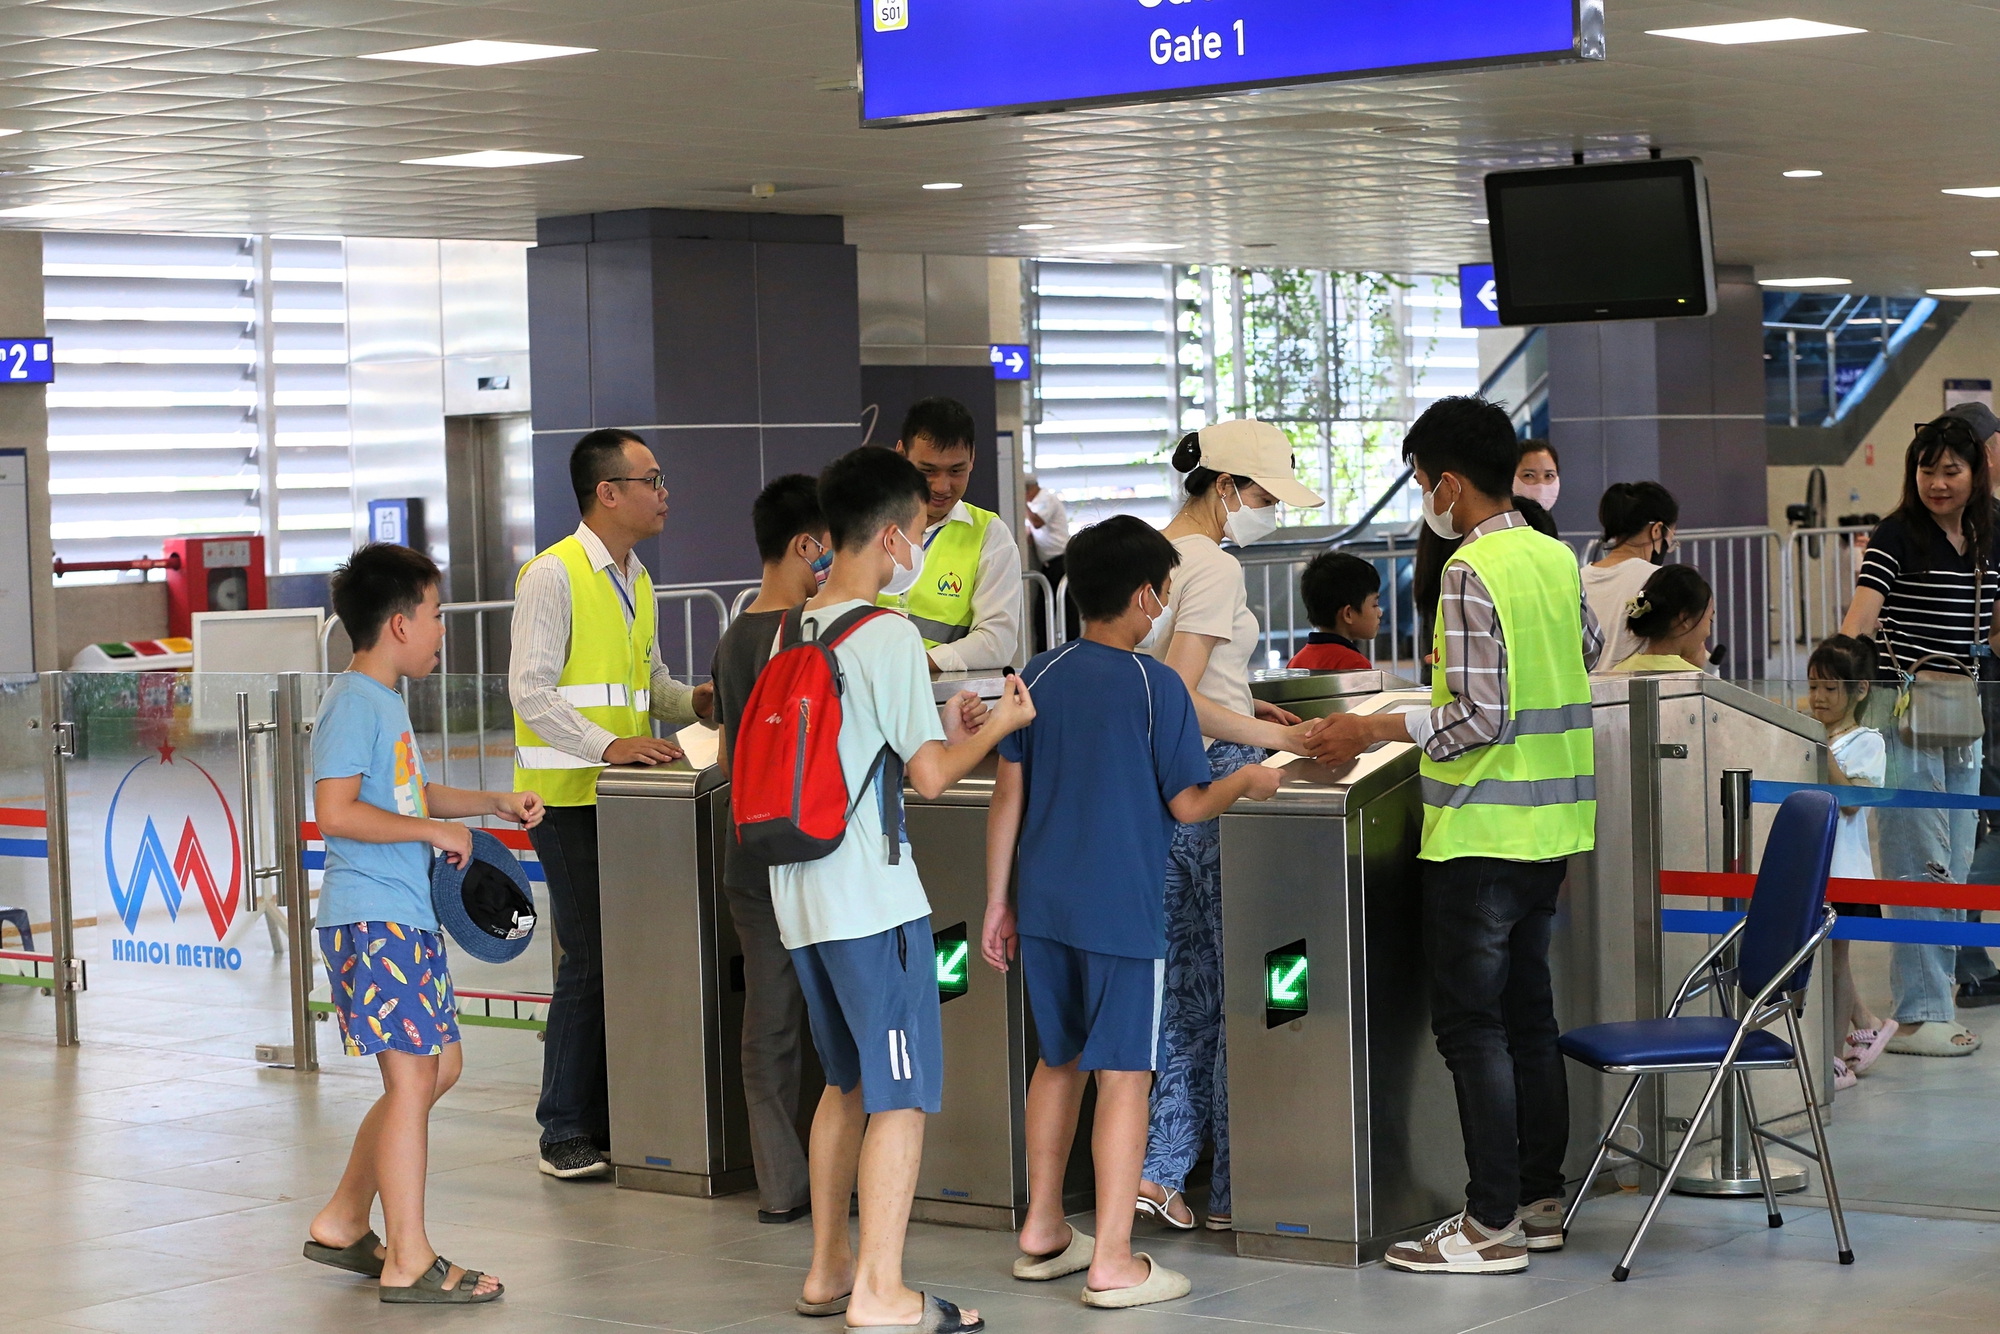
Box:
[1023,569,1060,650]
[1777,526,1873,681]
[1237,533,1422,677]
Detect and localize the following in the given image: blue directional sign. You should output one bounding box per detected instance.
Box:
[990,343,1031,381]
[0,337,53,384]
[1459,264,1500,329]
[860,1,1600,126]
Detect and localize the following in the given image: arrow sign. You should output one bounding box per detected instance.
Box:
[937,940,969,984]
[1269,955,1306,1002]
[1458,263,1500,328]
[1478,279,1497,313]
[989,342,1032,381]
[1263,938,1309,1024]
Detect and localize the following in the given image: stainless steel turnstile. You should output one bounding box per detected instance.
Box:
[1250,668,1415,721]
[1224,689,1447,1266]
[596,763,755,1198]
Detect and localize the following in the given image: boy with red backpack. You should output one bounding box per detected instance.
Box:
[742,446,1034,1334]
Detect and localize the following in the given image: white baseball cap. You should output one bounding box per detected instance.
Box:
[1188,419,1325,508]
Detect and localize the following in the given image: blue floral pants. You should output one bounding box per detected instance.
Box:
[1142,740,1263,1215]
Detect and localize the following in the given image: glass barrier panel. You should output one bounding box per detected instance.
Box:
[0,675,52,1035]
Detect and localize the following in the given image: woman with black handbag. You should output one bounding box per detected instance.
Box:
[1840,414,2000,1057]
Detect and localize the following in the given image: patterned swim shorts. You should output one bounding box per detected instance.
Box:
[318,921,460,1057]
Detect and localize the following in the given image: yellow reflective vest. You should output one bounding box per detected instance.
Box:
[881,503,994,649]
[1419,524,1596,862]
[512,536,655,807]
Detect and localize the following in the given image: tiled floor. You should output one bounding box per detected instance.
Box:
[4,952,2000,1334]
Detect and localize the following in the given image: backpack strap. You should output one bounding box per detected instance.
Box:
[843,745,907,866]
[776,603,812,652]
[818,604,899,647]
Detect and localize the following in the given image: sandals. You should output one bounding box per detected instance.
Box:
[1134,1186,1196,1230]
[1886,1021,1981,1057]
[1012,1226,1094,1281]
[1203,1212,1232,1233]
[1082,1253,1191,1310]
[1833,1057,1857,1091]
[845,1292,983,1334]
[380,1255,502,1304]
[798,1293,852,1317]
[1845,1023,1896,1074]
[302,1229,384,1278]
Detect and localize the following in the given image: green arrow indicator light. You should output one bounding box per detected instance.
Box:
[1264,939,1308,1027]
[934,922,969,1002]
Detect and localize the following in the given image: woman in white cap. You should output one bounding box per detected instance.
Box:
[1136,419,1322,1233]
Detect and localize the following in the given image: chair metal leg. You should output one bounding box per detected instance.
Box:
[1565,1074,1646,1240]
[1734,1070,1783,1228]
[1787,1009,1854,1265]
[1613,1057,1740,1282]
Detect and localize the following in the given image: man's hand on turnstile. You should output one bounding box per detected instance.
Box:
[1301,711,1381,766]
[604,735,684,766]
[981,900,1017,972]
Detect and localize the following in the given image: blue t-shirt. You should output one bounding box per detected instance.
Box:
[312,672,437,931]
[998,639,1214,959]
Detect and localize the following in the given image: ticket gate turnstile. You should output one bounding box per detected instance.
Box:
[596,763,756,1198]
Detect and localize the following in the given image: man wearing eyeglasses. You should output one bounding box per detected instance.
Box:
[509,427,715,1182]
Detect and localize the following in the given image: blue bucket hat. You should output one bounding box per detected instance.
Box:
[430,828,537,964]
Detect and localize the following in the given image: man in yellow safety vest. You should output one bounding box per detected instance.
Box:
[509,428,714,1182]
[1304,396,1600,1277]
[882,396,1023,672]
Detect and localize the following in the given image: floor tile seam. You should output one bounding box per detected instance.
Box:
[1454,1287,1597,1333]
[48,1259,319,1320]
[1170,1310,1366,1334]
[495,1306,705,1334]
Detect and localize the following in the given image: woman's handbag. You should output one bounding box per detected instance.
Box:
[1883,562,1986,747]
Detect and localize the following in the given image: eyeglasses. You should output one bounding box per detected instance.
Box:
[605,473,667,492]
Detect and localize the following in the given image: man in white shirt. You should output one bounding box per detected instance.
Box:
[1022,474,1075,648]
[508,428,713,1181]
[884,397,1024,672]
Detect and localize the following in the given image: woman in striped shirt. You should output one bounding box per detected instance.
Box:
[1840,415,2000,1057]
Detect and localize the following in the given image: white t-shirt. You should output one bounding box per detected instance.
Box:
[1147,533,1258,735]
[766,600,946,949]
[1582,559,1658,675]
[1026,489,1069,562]
[1828,726,1885,881]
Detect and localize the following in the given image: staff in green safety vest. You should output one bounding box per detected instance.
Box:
[881,396,1023,673]
[508,428,715,1183]
[1304,397,1603,1278]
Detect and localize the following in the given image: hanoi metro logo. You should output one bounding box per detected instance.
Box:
[101,740,246,971]
[935,572,963,597]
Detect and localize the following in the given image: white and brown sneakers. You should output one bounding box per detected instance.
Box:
[1383,1212,1530,1274]
[1515,1198,1566,1251]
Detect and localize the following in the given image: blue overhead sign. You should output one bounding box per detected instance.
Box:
[0,337,52,383]
[1459,264,1500,328]
[990,343,1031,381]
[859,1,1601,126]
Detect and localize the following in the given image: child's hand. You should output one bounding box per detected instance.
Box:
[1254,698,1300,726]
[942,690,980,743]
[1240,765,1283,801]
[981,900,1017,972]
[496,791,544,829]
[991,674,1035,733]
[431,819,473,867]
[959,692,991,736]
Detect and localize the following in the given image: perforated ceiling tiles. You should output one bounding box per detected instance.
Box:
[0,0,1987,292]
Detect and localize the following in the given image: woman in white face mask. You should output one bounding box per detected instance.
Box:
[1513,440,1560,512]
[1135,420,1322,1234]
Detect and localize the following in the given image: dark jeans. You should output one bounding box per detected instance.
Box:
[532,804,610,1149]
[721,879,811,1213]
[1422,855,1570,1232]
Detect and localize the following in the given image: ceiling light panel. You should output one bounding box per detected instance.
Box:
[1944,187,2000,199]
[1646,18,1867,44]
[1758,276,1850,287]
[1929,287,2000,297]
[401,151,581,168]
[362,41,595,66]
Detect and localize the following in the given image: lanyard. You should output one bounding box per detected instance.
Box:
[605,564,636,624]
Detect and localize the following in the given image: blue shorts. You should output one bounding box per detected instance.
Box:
[791,917,942,1115]
[319,922,460,1057]
[1021,935,1163,1073]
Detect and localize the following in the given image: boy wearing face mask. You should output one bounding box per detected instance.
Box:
[1304,397,1601,1276]
[708,474,835,1225]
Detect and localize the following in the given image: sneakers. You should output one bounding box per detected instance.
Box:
[1514,1198,1565,1251]
[538,1136,610,1179]
[1383,1212,1529,1274]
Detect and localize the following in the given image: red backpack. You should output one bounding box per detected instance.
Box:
[731,604,905,866]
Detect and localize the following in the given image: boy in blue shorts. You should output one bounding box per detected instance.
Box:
[982,515,1280,1308]
[772,447,1035,1334]
[302,543,544,1305]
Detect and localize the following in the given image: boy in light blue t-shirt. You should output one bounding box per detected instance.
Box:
[984,516,1279,1310]
[301,543,542,1307]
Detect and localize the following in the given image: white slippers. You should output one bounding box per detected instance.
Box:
[1012,1227,1095,1281]
[1081,1254,1191,1309]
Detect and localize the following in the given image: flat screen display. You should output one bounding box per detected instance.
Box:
[1485,158,1717,325]
[859,0,1602,127]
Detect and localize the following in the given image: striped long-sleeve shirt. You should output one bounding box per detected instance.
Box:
[1407,511,1603,763]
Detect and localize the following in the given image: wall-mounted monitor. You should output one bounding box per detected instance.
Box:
[1484,157,1717,325]
[859,0,1604,127]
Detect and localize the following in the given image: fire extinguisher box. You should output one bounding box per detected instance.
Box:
[164,535,265,638]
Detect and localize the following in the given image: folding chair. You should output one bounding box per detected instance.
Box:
[1558,788,1852,1281]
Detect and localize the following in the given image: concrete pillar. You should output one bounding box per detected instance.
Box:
[0,232,55,670]
[1544,264,1764,532]
[526,209,861,591]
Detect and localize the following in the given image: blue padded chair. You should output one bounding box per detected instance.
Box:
[1559,788,1851,1281]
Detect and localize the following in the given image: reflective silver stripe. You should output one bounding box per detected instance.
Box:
[1492,702,1595,746]
[1421,774,1597,808]
[515,746,603,771]
[556,683,628,709]
[907,614,971,645]
[634,688,650,712]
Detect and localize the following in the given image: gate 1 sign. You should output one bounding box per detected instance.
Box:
[860,1,1602,126]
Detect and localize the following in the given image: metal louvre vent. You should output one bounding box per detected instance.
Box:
[45,232,353,579]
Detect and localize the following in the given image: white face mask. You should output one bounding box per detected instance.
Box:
[1221,482,1281,547]
[881,528,922,598]
[1421,476,1461,540]
[1136,584,1170,651]
[1517,480,1560,510]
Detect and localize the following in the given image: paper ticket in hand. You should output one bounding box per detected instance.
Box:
[676,724,720,770]
[1261,750,1302,769]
